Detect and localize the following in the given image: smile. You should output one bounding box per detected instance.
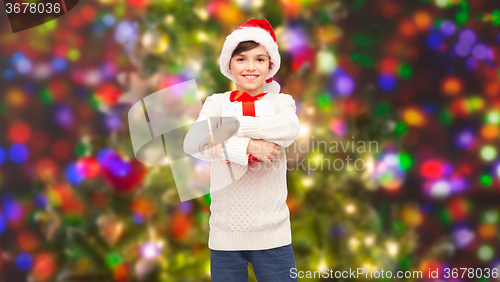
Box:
[242,75,259,81]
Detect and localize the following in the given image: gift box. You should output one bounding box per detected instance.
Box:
[220,100,275,162]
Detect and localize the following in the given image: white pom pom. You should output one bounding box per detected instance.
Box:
[263,80,281,94]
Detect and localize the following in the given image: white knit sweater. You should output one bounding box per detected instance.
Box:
[184,90,300,251]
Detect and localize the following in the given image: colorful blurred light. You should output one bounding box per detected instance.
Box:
[453,228,474,248]
[374,153,406,191]
[2,195,23,221]
[77,157,100,178]
[378,74,397,91]
[34,194,48,208]
[401,207,423,226]
[440,20,455,36]
[0,213,6,233]
[105,252,122,269]
[430,180,451,198]
[15,56,33,75]
[478,245,494,261]
[65,163,85,185]
[403,108,425,126]
[179,201,193,214]
[442,77,462,95]
[454,42,471,57]
[330,118,346,136]
[480,145,496,161]
[472,44,490,60]
[103,14,115,26]
[448,197,470,220]
[114,21,138,44]
[31,253,56,282]
[459,29,475,45]
[9,122,31,143]
[486,110,500,124]
[456,130,474,148]
[140,242,162,259]
[15,252,33,271]
[9,143,29,164]
[414,11,431,30]
[0,146,5,164]
[17,231,40,252]
[427,32,443,50]
[465,57,477,71]
[335,74,354,95]
[481,125,499,139]
[104,113,123,131]
[278,27,308,52]
[316,50,337,74]
[97,148,115,165]
[449,177,467,193]
[478,224,496,239]
[468,96,484,111]
[52,57,67,72]
[398,153,413,170]
[482,210,500,224]
[421,160,443,179]
[103,153,131,176]
[398,64,413,78]
[480,174,492,186]
[54,105,74,127]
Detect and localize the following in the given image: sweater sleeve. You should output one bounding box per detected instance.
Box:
[183,95,252,166]
[235,94,300,148]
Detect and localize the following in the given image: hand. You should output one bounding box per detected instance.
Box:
[198,121,236,159]
[247,139,281,165]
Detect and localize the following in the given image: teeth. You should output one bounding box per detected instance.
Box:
[244,75,258,79]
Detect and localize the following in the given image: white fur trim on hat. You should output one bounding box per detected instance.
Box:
[220,26,281,91]
[263,80,281,94]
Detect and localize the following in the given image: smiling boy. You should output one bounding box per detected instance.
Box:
[183,18,300,281]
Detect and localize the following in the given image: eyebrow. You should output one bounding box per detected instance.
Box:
[236,53,269,57]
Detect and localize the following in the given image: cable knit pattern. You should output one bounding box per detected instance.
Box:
[184,90,300,251]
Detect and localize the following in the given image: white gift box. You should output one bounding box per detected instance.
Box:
[220,100,275,126]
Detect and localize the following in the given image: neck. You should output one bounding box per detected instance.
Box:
[235,84,265,96]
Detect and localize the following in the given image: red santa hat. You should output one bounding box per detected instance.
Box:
[219,18,281,94]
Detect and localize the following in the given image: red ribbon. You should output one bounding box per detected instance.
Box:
[227,90,270,162]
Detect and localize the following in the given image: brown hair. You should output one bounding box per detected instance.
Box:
[230,40,272,69]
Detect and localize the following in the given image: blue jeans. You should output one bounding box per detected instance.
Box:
[210,244,298,282]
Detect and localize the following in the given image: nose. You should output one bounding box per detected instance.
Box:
[245,60,255,71]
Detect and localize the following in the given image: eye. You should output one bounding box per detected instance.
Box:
[237,58,244,61]
[258,58,265,62]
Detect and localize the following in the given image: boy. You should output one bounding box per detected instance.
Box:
[184,18,300,281]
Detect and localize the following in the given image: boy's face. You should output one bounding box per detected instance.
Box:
[228,45,270,95]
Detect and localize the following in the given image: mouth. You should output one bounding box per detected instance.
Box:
[242,75,259,81]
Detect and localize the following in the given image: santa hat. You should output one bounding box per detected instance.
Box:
[219,18,281,94]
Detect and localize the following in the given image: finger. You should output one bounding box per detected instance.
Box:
[216,144,222,159]
[199,141,206,155]
[209,145,216,159]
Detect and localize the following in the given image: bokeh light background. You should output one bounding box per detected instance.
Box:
[1,0,500,281]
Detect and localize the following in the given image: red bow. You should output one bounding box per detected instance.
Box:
[228,90,270,162]
[229,90,268,102]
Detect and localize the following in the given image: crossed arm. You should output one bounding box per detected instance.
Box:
[235,94,301,148]
[183,94,301,165]
[183,95,252,166]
